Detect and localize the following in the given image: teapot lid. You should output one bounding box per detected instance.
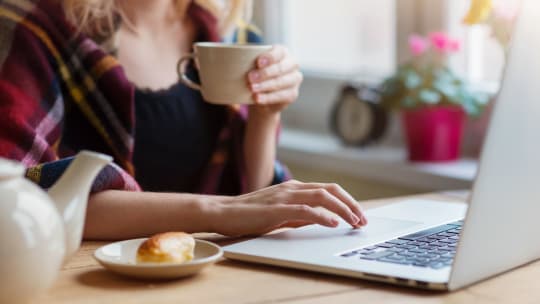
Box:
[0,157,25,180]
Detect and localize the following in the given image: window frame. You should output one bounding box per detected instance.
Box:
[253,0,500,137]
[254,0,441,70]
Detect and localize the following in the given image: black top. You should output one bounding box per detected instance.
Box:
[132,81,226,192]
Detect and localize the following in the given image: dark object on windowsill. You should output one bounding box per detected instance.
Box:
[330,84,388,147]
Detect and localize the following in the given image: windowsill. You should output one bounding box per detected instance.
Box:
[278,128,478,191]
[281,70,499,137]
[301,69,501,96]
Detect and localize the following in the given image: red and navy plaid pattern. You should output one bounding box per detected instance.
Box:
[0,0,290,194]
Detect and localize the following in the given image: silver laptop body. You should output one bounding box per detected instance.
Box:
[224,0,540,290]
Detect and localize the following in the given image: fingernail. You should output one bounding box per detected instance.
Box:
[351,214,360,225]
[249,71,260,82]
[251,83,261,92]
[259,57,269,67]
[254,94,265,104]
[331,218,340,227]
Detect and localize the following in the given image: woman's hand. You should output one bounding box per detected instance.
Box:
[209,180,368,237]
[247,45,303,114]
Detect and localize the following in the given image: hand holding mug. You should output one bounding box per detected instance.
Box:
[177,43,302,110]
[247,45,303,114]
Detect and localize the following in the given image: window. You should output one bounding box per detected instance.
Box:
[253,0,512,133]
[282,0,396,77]
[254,0,398,134]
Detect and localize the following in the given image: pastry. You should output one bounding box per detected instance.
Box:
[136,232,195,264]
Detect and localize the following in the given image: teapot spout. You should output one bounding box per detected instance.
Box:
[49,151,112,259]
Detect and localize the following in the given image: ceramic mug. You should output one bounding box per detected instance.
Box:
[177,42,272,104]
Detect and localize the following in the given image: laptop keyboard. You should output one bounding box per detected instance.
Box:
[340,220,463,269]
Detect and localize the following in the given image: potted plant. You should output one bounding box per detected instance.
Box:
[380,32,489,162]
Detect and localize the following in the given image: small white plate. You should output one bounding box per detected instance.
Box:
[94,238,223,279]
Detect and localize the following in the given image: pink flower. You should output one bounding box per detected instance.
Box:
[409,34,429,56]
[429,32,461,54]
[429,32,450,52]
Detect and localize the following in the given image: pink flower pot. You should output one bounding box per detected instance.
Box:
[402,106,465,162]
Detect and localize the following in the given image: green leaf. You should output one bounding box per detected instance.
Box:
[433,68,455,83]
[434,80,459,100]
[418,89,441,104]
[378,61,494,116]
[462,101,479,116]
[404,70,422,89]
[475,93,491,105]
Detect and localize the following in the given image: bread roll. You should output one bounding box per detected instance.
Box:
[136,232,195,264]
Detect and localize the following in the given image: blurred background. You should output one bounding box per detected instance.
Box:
[251,0,518,200]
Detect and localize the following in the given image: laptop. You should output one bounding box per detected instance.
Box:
[223,0,539,291]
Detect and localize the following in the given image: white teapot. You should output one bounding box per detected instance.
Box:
[0,151,112,304]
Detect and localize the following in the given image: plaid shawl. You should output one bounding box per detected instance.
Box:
[0,0,289,194]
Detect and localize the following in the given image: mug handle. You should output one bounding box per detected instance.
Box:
[177,53,202,91]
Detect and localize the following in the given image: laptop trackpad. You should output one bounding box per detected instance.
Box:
[345,216,423,238]
[267,216,422,241]
[254,216,423,258]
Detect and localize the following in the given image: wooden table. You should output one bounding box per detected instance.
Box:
[34,193,540,304]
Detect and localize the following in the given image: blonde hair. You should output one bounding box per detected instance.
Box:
[62,0,252,39]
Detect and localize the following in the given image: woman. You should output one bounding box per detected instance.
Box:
[0,0,367,239]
